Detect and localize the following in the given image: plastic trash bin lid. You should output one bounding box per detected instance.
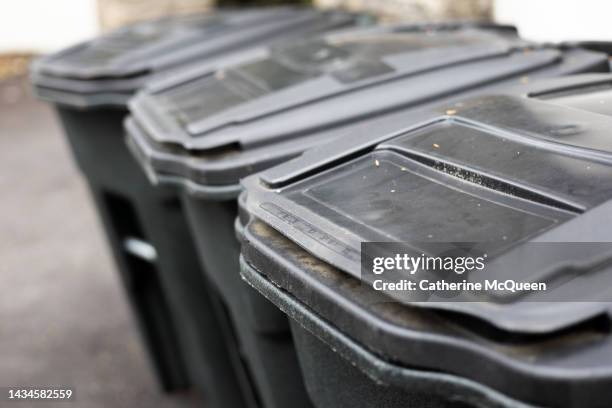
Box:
[126,24,609,197]
[30,7,365,107]
[129,23,527,146]
[241,73,612,335]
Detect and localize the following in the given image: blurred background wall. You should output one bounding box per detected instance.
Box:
[315,0,491,23]
[494,0,612,42]
[0,0,98,54]
[98,0,213,31]
[1,0,612,63]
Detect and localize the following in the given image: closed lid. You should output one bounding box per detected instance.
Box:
[34,8,353,79]
[242,73,612,334]
[131,23,528,148]
[31,7,364,107]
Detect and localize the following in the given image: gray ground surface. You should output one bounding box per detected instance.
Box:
[0,76,199,408]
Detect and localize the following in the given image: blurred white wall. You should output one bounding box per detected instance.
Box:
[0,0,99,54]
[495,0,612,42]
[98,0,212,31]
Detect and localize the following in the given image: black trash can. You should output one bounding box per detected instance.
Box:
[239,73,612,408]
[126,23,610,408]
[30,8,365,405]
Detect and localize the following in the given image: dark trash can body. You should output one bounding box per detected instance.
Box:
[57,106,250,406]
[126,22,610,408]
[239,73,612,408]
[30,8,365,405]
